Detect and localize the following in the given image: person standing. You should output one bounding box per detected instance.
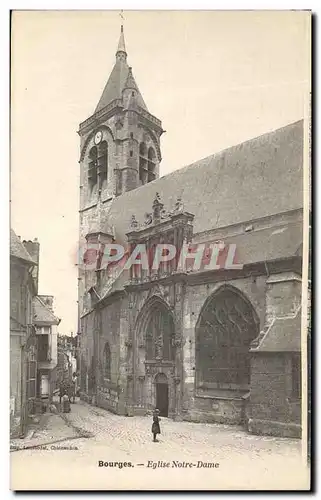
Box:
[71,372,78,403]
[152,408,161,442]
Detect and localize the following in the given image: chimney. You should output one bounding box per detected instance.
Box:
[23,238,40,293]
[39,295,54,312]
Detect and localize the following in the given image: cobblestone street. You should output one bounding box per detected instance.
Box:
[11,400,310,491]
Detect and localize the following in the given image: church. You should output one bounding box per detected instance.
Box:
[77,26,304,438]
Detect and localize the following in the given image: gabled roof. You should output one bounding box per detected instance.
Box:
[10,229,36,265]
[33,296,60,325]
[105,120,304,244]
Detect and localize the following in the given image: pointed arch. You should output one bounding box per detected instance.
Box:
[135,295,175,361]
[195,284,259,391]
[138,125,162,162]
[79,125,115,162]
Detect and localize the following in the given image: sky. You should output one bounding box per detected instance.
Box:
[10,10,310,334]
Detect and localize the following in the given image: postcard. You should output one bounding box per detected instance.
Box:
[10,9,311,491]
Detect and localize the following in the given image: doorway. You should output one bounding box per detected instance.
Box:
[155,373,169,417]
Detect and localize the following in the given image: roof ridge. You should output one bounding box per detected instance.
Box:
[108,119,304,199]
[162,118,305,182]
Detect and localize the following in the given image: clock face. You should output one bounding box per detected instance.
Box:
[94,131,102,145]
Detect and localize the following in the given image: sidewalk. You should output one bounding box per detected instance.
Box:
[10,408,88,452]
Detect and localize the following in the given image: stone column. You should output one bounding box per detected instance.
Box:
[172,280,186,420]
[118,295,131,415]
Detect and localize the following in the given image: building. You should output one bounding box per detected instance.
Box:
[55,335,78,390]
[10,230,38,437]
[77,27,304,437]
[10,231,60,436]
[33,295,60,400]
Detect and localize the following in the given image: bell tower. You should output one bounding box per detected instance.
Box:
[78,25,164,317]
[78,25,163,203]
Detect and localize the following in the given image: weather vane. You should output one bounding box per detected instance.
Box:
[119,10,125,22]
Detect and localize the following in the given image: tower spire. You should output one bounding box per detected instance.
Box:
[116,24,127,61]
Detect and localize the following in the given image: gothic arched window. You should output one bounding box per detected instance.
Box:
[88,146,98,189]
[104,342,111,380]
[98,141,108,185]
[196,286,259,391]
[139,142,147,185]
[147,147,156,183]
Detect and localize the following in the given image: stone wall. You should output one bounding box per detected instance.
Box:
[79,310,95,400]
[10,258,34,436]
[248,271,302,437]
[248,353,301,438]
[10,334,22,417]
[96,301,122,412]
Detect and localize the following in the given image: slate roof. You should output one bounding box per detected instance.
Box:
[10,228,36,264]
[220,221,303,266]
[33,296,60,325]
[94,29,148,113]
[105,120,304,245]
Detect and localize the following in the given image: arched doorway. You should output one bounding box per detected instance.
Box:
[196,286,259,391]
[155,373,169,417]
[134,296,176,416]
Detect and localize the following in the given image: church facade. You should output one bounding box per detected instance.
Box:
[77,27,304,438]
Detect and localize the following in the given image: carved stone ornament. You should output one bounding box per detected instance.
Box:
[127,374,134,381]
[115,119,124,130]
[172,337,182,348]
[152,192,164,222]
[155,333,163,359]
[160,208,168,219]
[144,212,153,225]
[125,339,133,348]
[173,376,181,385]
[172,196,184,215]
[138,375,145,381]
[130,215,139,229]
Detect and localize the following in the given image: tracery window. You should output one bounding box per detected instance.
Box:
[196,287,259,390]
